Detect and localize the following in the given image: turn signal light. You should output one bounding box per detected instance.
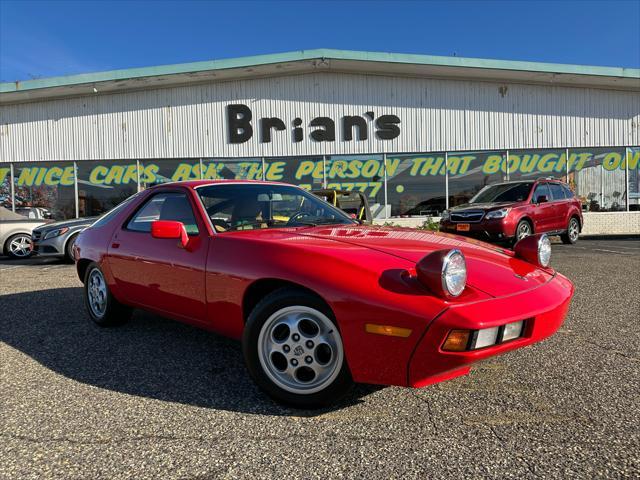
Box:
[443,320,527,352]
[365,324,412,338]
[442,329,471,351]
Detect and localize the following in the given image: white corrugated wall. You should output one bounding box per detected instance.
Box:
[1,72,639,162]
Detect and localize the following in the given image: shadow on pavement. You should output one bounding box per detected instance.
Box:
[0,287,381,416]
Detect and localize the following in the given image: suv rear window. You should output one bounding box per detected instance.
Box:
[548,183,566,201]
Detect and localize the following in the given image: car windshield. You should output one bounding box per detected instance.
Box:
[470,182,533,204]
[196,183,356,232]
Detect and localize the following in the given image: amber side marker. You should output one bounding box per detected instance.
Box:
[365,323,412,338]
[442,329,471,351]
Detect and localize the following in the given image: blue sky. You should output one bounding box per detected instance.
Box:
[1,0,639,82]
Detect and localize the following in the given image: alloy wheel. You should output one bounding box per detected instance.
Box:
[257,306,344,395]
[8,235,33,258]
[517,222,531,240]
[87,268,108,318]
[569,219,579,242]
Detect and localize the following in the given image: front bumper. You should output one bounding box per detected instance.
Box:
[33,238,65,257]
[407,272,574,387]
[440,219,516,241]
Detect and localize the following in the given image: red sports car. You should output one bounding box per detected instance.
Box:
[74,180,574,408]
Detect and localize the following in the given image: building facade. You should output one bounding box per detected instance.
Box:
[1,49,639,223]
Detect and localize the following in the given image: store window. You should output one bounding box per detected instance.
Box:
[0,165,11,210]
[386,153,446,217]
[265,156,323,191]
[447,151,507,207]
[202,158,263,181]
[326,155,385,217]
[628,147,640,211]
[140,159,202,187]
[508,149,567,182]
[568,147,627,212]
[77,160,139,217]
[12,162,76,220]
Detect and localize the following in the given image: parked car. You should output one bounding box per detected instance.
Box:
[15,206,53,220]
[312,189,372,223]
[0,206,47,259]
[32,216,97,262]
[74,180,574,408]
[440,179,583,245]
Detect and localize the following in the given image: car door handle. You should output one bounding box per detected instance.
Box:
[111,242,120,249]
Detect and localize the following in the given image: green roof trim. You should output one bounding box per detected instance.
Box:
[2,48,639,94]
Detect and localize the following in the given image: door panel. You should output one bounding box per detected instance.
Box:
[530,183,553,232]
[548,183,569,231]
[107,191,209,323]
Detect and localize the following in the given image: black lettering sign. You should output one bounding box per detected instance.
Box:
[227,104,253,144]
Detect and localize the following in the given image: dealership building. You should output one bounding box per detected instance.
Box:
[1,49,639,233]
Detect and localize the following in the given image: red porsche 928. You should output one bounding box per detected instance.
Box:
[74,180,574,408]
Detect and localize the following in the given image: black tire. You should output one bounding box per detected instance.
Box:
[513,219,533,246]
[561,217,580,245]
[242,287,352,408]
[4,233,34,259]
[64,233,78,263]
[83,262,132,327]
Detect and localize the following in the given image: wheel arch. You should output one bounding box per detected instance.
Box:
[517,216,535,232]
[242,278,334,323]
[76,258,92,284]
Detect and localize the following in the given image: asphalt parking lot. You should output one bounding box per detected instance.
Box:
[1,238,639,479]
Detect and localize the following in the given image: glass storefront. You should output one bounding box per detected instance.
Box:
[12,162,76,220]
[386,153,446,217]
[448,151,507,208]
[77,160,139,218]
[2,146,638,219]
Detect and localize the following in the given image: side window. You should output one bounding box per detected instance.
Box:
[127,192,199,234]
[532,184,551,203]
[548,183,566,201]
[562,185,574,198]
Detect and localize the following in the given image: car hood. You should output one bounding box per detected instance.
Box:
[450,201,516,211]
[35,217,98,231]
[297,225,552,298]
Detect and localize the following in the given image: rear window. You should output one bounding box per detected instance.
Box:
[548,183,566,201]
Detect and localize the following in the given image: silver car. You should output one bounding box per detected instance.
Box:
[0,206,46,259]
[32,216,97,262]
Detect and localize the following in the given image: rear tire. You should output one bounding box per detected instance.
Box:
[84,262,131,327]
[561,217,580,244]
[242,287,352,408]
[4,233,33,259]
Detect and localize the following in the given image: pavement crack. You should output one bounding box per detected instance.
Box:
[558,330,639,363]
[410,391,439,435]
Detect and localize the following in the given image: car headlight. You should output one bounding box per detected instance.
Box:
[514,233,551,268]
[485,208,510,219]
[43,227,69,240]
[440,210,450,221]
[415,248,467,298]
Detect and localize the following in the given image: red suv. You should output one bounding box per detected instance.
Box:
[440,179,583,245]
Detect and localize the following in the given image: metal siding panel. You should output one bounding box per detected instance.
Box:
[1,72,639,163]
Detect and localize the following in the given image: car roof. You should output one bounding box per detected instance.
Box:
[149,179,293,189]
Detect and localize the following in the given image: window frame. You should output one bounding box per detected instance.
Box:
[123,188,202,236]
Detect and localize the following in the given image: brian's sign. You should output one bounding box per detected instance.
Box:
[227,104,401,144]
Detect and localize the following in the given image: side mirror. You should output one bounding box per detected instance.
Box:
[151,220,189,248]
[537,195,548,204]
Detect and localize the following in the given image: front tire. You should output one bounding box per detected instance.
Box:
[84,263,131,327]
[514,219,533,245]
[64,233,78,263]
[243,288,352,408]
[4,233,33,259]
[561,217,580,244]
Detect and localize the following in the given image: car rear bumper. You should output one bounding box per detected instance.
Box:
[407,272,574,388]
